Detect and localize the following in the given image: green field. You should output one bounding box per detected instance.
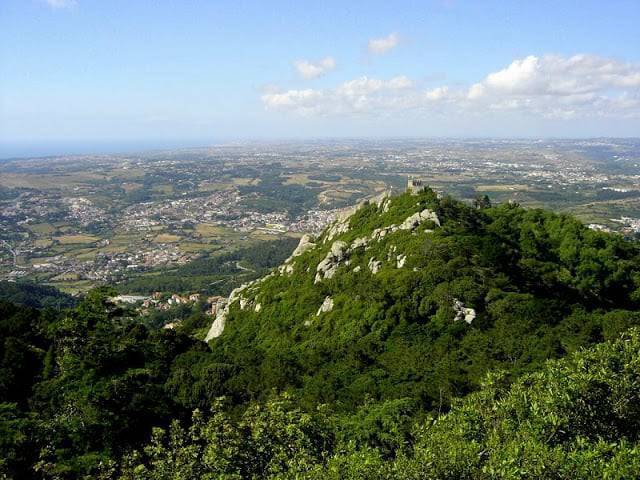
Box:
[53,234,101,244]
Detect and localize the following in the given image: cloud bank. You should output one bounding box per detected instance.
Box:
[263,54,640,120]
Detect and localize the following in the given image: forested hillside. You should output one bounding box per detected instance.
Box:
[0,281,76,309]
[122,329,640,479]
[116,237,299,295]
[2,188,640,479]
[206,188,640,410]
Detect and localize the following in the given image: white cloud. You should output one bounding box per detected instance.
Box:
[367,33,399,55]
[261,89,324,115]
[337,76,413,96]
[484,55,540,93]
[425,86,450,101]
[262,76,418,116]
[472,54,640,98]
[467,83,484,100]
[263,54,640,120]
[294,57,336,79]
[466,54,640,118]
[388,76,414,89]
[45,0,77,8]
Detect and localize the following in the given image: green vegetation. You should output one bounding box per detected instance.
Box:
[0,281,76,309]
[0,291,202,478]
[121,330,640,479]
[211,189,640,411]
[116,237,299,295]
[238,172,321,216]
[1,189,640,478]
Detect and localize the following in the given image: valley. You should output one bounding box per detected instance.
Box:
[2,139,639,297]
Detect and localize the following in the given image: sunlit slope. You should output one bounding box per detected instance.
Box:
[206,187,640,409]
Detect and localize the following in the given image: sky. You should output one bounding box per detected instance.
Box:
[1,0,639,156]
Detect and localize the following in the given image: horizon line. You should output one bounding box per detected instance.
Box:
[2,136,639,161]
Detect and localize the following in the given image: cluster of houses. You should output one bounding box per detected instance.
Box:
[110,291,227,317]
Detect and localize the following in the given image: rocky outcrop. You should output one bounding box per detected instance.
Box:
[286,234,316,262]
[278,234,316,276]
[316,296,334,315]
[347,207,439,248]
[373,190,392,212]
[325,204,361,242]
[325,221,350,243]
[372,225,398,242]
[368,257,382,274]
[315,240,349,283]
[205,281,253,341]
[278,263,295,275]
[453,299,476,324]
[350,236,369,251]
[208,191,443,339]
[205,297,229,341]
[399,209,440,231]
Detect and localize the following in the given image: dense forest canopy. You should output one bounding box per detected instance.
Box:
[115,237,299,296]
[1,188,640,479]
[0,282,76,310]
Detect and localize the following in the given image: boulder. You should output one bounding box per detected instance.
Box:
[373,190,391,209]
[330,240,349,260]
[239,297,250,310]
[205,298,229,341]
[350,236,369,250]
[372,225,398,242]
[368,257,382,274]
[285,234,316,262]
[399,209,440,231]
[453,298,476,324]
[315,240,349,283]
[325,204,363,242]
[316,296,334,315]
[205,282,252,341]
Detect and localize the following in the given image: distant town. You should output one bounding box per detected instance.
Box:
[2,138,639,293]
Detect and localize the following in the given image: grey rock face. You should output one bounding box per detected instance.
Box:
[286,234,316,262]
[325,203,363,242]
[399,209,440,231]
[316,296,334,315]
[368,257,382,274]
[453,298,476,324]
[350,236,369,251]
[315,240,349,283]
[205,297,229,341]
[205,281,253,341]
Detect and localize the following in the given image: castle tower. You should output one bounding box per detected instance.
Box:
[407,176,425,194]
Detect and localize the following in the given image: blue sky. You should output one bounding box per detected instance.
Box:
[1,0,639,156]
